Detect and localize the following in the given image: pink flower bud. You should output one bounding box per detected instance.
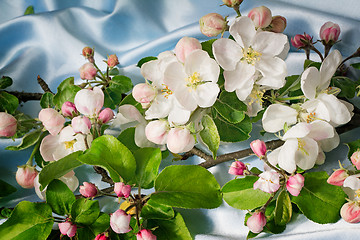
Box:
[95,233,110,240]
[253,171,280,194]
[82,47,94,58]
[79,182,97,198]
[286,173,305,196]
[74,87,104,117]
[0,112,17,137]
[222,0,243,7]
[250,139,267,158]
[248,6,272,29]
[320,21,340,43]
[71,116,91,134]
[59,221,77,238]
[269,15,287,33]
[199,13,227,37]
[175,37,202,63]
[99,108,114,123]
[79,62,97,80]
[145,120,169,145]
[110,209,132,234]
[136,229,157,240]
[15,165,38,189]
[291,34,312,49]
[132,83,156,108]
[228,161,247,176]
[166,127,195,154]
[107,54,119,68]
[61,101,78,117]
[327,169,349,186]
[351,151,360,170]
[247,212,266,233]
[114,182,131,198]
[340,201,360,223]
[38,108,65,135]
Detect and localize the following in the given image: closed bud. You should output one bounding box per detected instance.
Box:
[286,173,305,196]
[71,116,91,134]
[99,108,114,123]
[61,101,78,117]
[340,201,360,223]
[145,120,169,145]
[16,165,38,189]
[114,182,131,198]
[74,87,104,117]
[269,15,286,33]
[132,83,156,108]
[250,139,267,158]
[247,212,266,233]
[350,151,360,170]
[175,37,202,63]
[222,0,243,7]
[59,221,77,238]
[95,233,110,240]
[166,127,195,154]
[136,229,157,240]
[82,47,94,58]
[327,169,348,186]
[228,161,247,176]
[199,13,227,37]
[320,21,340,44]
[110,209,131,234]
[0,112,17,137]
[79,182,97,198]
[248,6,272,29]
[107,54,119,68]
[38,108,65,135]
[79,62,97,80]
[291,34,312,49]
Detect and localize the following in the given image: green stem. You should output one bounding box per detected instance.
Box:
[135,187,142,229]
[26,133,43,166]
[275,96,305,101]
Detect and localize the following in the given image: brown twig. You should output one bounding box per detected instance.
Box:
[4,91,42,102]
[37,75,53,94]
[93,166,114,185]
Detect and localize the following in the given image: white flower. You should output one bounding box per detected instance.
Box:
[253,171,280,194]
[74,87,104,117]
[262,104,298,133]
[163,49,220,111]
[212,16,287,101]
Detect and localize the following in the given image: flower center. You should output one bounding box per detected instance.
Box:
[161,84,173,99]
[248,86,266,106]
[186,72,204,90]
[322,86,341,95]
[297,139,309,156]
[241,46,262,65]
[355,189,360,200]
[64,139,77,150]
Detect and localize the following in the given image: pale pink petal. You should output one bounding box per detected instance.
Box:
[307,120,334,141]
[185,50,220,83]
[296,137,319,170]
[212,38,242,71]
[40,134,60,162]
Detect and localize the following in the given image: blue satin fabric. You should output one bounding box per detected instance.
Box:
[0,0,360,239]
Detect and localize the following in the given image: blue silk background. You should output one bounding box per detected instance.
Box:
[1,1,360,239]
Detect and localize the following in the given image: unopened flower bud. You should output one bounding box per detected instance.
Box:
[59,221,77,238]
[114,182,131,198]
[145,120,169,145]
[327,169,348,186]
[199,13,227,37]
[95,233,110,240]
[248,6,272,29]
[38,108,65,135]
[250,139,267,158]
[0,112,17,137]
[269,15,287,33]
[286,173,305,196]
[110,209,131,234]
[222,0,243,7]
[99,108,114,123]
[291,34,312,49]
[82,47,94,58]
[254,171,280,194]
[61,101,78,117]
[247,212,266,233]
[320,21,340,44]
[79,182,97,198]
[79,63,97,80]
[74,87,104,117]
[71,116,91,134]
[166,127,195,154]
[107,54,119,68]
[228,161,247,176]
[16,165,38,189]
[132,83,156,108]
[175,37,202,63]
[340,201,360,223]
[136,229,157,240]
[351,151,360,170]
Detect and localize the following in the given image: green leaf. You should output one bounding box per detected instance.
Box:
[137,56,157,68]
[0,179,16,197]
[45,179,76,216]
[275,190,292,225]
[40,92,54,108]
[152,165,222,209]
[147,212,192,240]
[277,75,300,97]
[304,59,321,70]
[141,199,175,220]
[351,62,360,69]
[5,129,42,151]
[133,148,162,189]
[213,114,252,142]
[76,213,110,240]
[0,76,13,89]
[200,114,220,159]
[71,198,100,225]
[117,127,140,153]
[39,151,83,190]
[347,139,360,159]
[331,77,357,98]
[1,208,13,219]
[0,201,53,240]
[120,94,144,113]
[222,176,271,210]
[0,91,19,114]
[53,77,81,109]
[78,135,136,183]
[201,39,217,59]
[291,171,346,224]
[109,68,120,76]
[213,91,246,124]
[103,75,133,109]
[24,5,34,15]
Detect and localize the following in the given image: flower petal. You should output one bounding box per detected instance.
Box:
[278,139,298,173]
[319,129,339,152]
[212,38,242,71]
[307,120,334,141]
[185,50,219,83]
[256,57,287,88]
[301,67,321,100]
[193,82,220,108]
[253,31,288,57]
[319,50,342,90]
[296,137,319,171]
[317,93,352,126]
[262,104,298,133]
[223,62,255,94]
[283,122,311,140]
[229,16,256,48]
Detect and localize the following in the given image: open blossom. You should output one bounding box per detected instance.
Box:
[286,174,305,196]
[59,221,77,238]
[175,37,202,63]
[247,6,272,29]
[15,165,38,189]
[213,16,287,102]
[79,182,97,198]
[228,161,247,176]
[247,212,266,233]
[320,21,340,43]
[114,182,131,198]
[71,116,91,134]
[199,13,227,37]
[253,171,280,193]
[136,229,157,240]
[74,87,104,117]
[340,201,360,223]
[164,49,220,111]
[38,108,65,136]
[110,209,132,234]
[79,62,97,80]
[166,127,195,154]
[0,112,17,137]
[262,104,298,133]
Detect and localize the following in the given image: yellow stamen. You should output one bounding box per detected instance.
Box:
[64,139,76,150]
[241,46,262,65]
[355,189,360,199]
[248,87,266,106]
[298,139,309,156]
[161,84,173,99]
[186,72,203,90]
